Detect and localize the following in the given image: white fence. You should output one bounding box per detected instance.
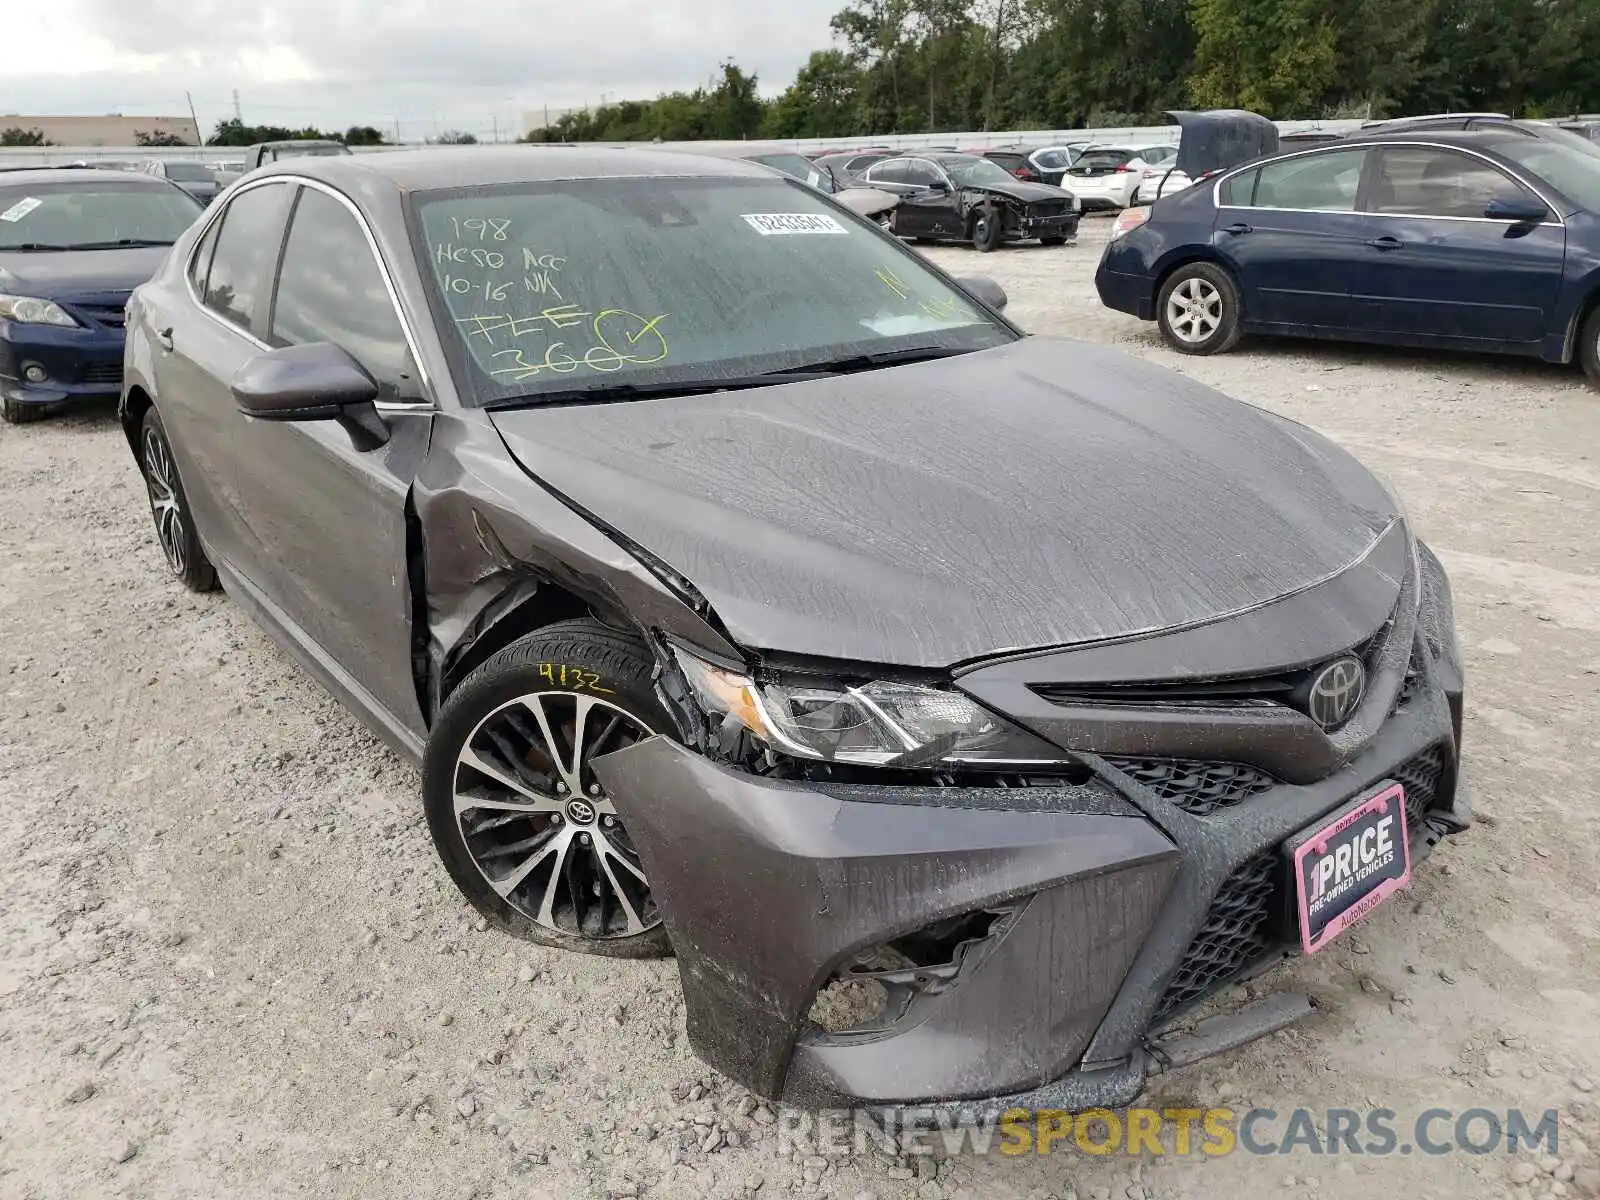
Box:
[0,120,1370,168]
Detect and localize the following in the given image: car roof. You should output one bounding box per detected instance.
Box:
[0,166,162,183]
[1337,128,1544,150]
[252,145,786,192]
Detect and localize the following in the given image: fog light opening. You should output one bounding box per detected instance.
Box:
[22,362,48,384]
[806,903,1023,1039]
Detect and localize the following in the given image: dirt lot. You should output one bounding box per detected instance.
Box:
[2,217,1598,1200]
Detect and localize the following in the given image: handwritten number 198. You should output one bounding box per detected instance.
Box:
[449,217,510,242]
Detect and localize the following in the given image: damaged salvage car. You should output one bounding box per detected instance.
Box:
[121,147,1468,1114]
[859,151,1080,248]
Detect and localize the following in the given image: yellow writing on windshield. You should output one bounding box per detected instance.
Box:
[484,309,670,382]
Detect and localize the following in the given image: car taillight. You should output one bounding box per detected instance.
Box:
[1114,164,1132,173]
[1109,206,1151,240]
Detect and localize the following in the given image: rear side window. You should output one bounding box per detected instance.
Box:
[1370,147,1536,218]
[867,159,911,185]
[1220,168,1259,205]
[1252,149,1367,211]
[904,160,943,186]
[202,183,291,331]
[268,187,417,401]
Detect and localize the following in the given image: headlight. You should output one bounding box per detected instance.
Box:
[0,294,78,327]
[672,647,1064,767]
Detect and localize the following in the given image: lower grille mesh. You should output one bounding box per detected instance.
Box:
[1153,852,1280,1023]
[1106,758,1277,816]
[1152,742,1452,1025]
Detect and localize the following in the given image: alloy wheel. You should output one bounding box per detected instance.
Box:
[452,692,659,940]
[1165,277,1223,344]
[142,425,187,577]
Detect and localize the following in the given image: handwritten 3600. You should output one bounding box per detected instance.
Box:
[483,309,670,381]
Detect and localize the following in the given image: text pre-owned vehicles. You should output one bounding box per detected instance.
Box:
[122,146,1467,1113]
[1066,145,1177,210]
[0,168,202,423]
[140,159,224,206]
[860,152,1079,248]
[1095,129,1600,387]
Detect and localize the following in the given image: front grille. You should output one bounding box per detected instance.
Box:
[1152,740,1452,1025]
[1105,758,1277,816]
[1154,851,1282,1023]
[81,362,122,385]
[1027,200,1071,218]
[73,303,126,328]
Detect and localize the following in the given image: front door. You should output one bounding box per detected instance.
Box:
[1350,145,1566,344]
[228,182,433,737]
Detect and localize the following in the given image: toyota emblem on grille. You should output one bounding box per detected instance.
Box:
[1307,656,1366,730]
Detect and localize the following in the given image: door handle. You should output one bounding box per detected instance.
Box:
[1222,222,1252,235]
[156,326,174,351]
[1366,235,1404,251]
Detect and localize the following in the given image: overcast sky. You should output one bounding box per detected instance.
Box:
[2,0,840,141]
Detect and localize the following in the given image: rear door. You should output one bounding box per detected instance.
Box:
[1212,147,1371,330]
[229,181,433,735]
[147,180,295,568]
[1352,144,1565,344]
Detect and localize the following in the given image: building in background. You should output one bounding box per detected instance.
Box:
[0,115,201,147]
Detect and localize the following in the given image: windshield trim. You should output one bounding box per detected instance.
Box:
[404,173,1023,411]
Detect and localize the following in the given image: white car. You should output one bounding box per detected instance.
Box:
[1063,144,1178,210]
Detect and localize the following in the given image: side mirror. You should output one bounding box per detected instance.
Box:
[1484,195,1548,224]
[926,179,951,192]
[957,275,1008,311]
[232,342,380,420]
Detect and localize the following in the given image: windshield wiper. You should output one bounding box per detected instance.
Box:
[483,373,834,409]
[780,344,971,374]
[1,242,73,251]
[60,238,175,250]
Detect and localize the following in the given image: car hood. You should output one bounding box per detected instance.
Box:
[489,337,1400,668]
[0,245,170,299]
[962,179,1071,204]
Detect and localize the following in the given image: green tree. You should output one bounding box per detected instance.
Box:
[437,130,478,144]
[342,125,388,145]
[1188,0,1339,116]
[135,130,190,147]
[0,127,51,147]
[765,49,867,136]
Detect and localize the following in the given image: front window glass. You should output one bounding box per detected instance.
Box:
[1252,149,1366,210]
[1497,138,1600,211]
[938,157,1016,186]
[202,183,290,329]
[0,181,201,250]
[412,176,1013,408]
[1370,147,1531,218]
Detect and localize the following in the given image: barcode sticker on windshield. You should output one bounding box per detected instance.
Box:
[742,212,848,236]
[0,197,41,223]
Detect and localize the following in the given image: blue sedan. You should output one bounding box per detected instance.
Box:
[1095,129,1600,386]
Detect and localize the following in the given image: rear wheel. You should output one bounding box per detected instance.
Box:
[140,407,218,591]
[423,620,674,958]
[1579,304,1600,389]
[1156,262,1243,355]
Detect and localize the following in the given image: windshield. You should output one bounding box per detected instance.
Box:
[412,176,1013,408]
[938,157,1019,187]
[0,181,201,250]
[163,162,215,182]
[1496,139,1600,212]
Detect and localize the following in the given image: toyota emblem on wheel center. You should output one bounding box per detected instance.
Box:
[1307,656,1366,730]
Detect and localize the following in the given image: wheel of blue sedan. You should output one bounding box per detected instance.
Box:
[1157,262,1242,355]
[1580,304,1600,389]
[422,621,674,958]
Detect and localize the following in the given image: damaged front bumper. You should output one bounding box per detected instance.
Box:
[591,630,1468,1113]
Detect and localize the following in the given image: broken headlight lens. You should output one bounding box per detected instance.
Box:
[672,647,1063,767]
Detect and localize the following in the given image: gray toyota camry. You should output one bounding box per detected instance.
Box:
[120,147,1468,1113]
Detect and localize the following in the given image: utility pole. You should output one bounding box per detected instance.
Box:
[232,89,242,122]
[185,90,201,144]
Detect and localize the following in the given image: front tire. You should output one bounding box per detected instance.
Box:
[971,205,1004,252]
[2,396,50,424]
[140,407,218,591]
[423,620,674,958]
[1156,262,1243,355]
[1579,304,1600,389]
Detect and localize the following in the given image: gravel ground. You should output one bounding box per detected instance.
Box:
[2,217,1598,1200]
